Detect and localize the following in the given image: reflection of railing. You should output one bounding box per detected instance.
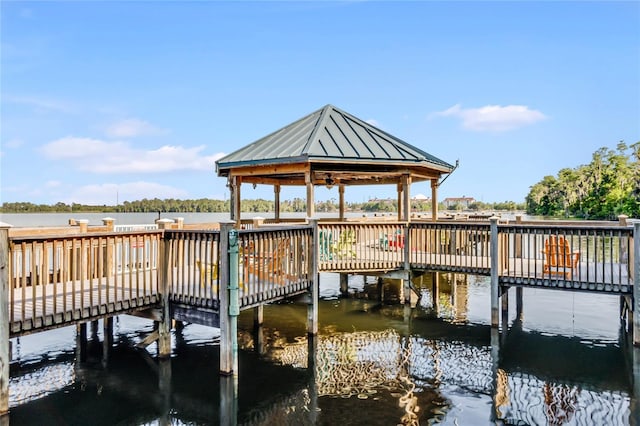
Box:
[7,231,161,335]
[496,372,629,425]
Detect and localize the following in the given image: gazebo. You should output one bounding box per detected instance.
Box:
[216,104,455,224]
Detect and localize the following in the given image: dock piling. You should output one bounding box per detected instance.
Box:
[307,219,319,335]
[490,217,500,328]
[76,322,87,365]
[219,221,235,375]
[0,224,10,415]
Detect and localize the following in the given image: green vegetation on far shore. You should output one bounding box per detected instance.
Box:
[526,142,639,219]
[0,198,525,214]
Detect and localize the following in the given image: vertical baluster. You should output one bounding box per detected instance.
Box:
[30,242,37,324]
[20,242,26,323]
[143,234,148,298]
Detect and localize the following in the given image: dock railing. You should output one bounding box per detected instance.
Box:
[163,230,222,309]
[7,230,162,335]
[2,218,636,336]
[164,226,313,310]
[317,222,406,272]
[409,222,493,274]
[498,224,634,292]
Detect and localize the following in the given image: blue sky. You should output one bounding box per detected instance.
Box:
[2,1,639,206]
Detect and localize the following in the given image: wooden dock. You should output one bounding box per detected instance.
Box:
[0,216,638,415]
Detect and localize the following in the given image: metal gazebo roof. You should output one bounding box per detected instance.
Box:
[216,104,454,186]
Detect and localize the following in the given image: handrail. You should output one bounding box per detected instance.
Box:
[7,231,161,335]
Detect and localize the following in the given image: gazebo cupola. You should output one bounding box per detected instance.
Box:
[216,104,455,224]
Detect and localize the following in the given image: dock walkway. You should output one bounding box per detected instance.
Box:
[0,217,638,414]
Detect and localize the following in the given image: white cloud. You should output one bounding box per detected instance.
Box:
[45,180,61,188]
[106,118,167,138]
[65,181,189,205]
[365,119,380,128]
[433,104,547,132]
[41,137,225,173]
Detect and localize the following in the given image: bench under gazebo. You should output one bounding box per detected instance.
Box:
[216,104,455,225]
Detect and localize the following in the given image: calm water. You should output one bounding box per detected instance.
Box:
[4,213,638,425]
[6,273,638,425]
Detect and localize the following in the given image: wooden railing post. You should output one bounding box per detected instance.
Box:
[403,222,411,304]
[102,217,115,232]
[0,223,11,415]
[252,217,265,229]
[219,221,235,374]
[307,219,319,335]
[633,222,639,346]
[158,228,172,358]
[490,217,500,328]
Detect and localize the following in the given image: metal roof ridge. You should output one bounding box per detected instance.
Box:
[300,104,333,155]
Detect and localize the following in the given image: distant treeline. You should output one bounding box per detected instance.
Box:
[1,197,525,214]
[526,142,639,219]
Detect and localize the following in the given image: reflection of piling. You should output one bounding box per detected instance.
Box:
[307,334,318,424]
[219,375,238,426]
[158,358,172,426]
[490,328,501,422]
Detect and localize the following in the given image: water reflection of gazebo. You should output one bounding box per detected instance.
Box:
[216,105,455,225]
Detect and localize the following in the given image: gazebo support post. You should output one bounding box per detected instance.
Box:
[274,184,281,222]
[229,176,242,227]
[397,183,403,222]
[306,172,315,218]
[431,179,439,221]
[403,174,411,222]
[339,185,345,221]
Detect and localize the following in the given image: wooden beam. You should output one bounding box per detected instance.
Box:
[240,176,305,186]
[431,179,439,220]
[221,162,308,177]
[136,330,160,349]
[306,171,315,218]
[274,184,281,221]
[233,176,242,228]
[397,182,403,222]
[339,185,345,220]
[402,174,411,222]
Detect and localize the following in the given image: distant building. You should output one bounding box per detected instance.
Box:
[412,193,430,202]
[442,197,476,208]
